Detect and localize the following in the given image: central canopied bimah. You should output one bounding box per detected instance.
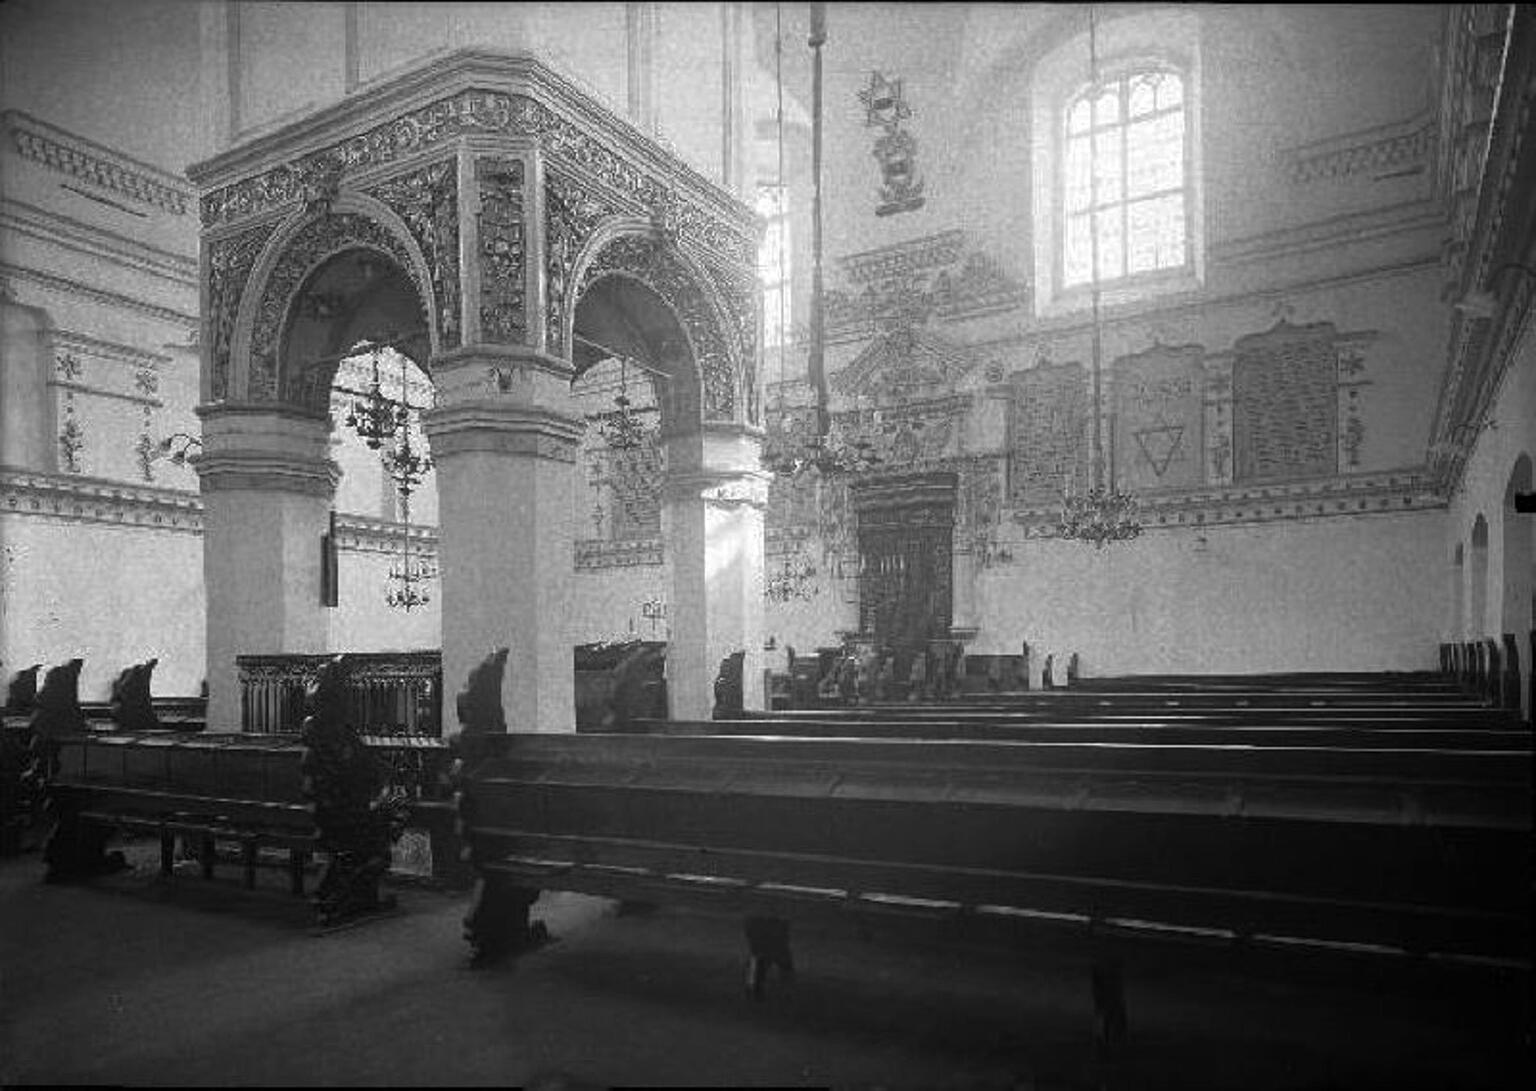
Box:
[186,50,766,733]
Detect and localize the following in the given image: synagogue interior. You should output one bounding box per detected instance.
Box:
[0,2,1532,1088]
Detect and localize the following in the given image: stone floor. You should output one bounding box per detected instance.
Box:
[0,840,1528,1089]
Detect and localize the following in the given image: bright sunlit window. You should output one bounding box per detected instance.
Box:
[756,183,791,348]
[1062,68,1188,288]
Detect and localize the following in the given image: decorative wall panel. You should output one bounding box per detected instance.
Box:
[207,221,277,401]
[371,157,462,348]
[471,156,524,345]
[1231,320,1339,483]
[1005,362,1090,506]
[1113,341,1205,492]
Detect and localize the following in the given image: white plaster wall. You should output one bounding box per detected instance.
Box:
[1445,323,1536,645]
[0,514,205,699]
[572,562,672,646]
[329,544,441,653]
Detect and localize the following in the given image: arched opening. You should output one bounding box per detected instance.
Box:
[1470,514,1490,636]
[1451,542,1465,639]
[282,247,440,640]
[568,274,691,646]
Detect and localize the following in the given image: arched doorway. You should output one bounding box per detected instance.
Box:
[1451,542,1465,638]
[1470,514,1490,636]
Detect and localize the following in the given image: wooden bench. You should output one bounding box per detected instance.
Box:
[452,729,1531,1040]
[38,657,430,925]
[641,715,1533,751]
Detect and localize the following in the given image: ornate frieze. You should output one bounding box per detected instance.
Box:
[545,175,617,358]
[1009,471,1443,537]
[199,89,756,268]
[0,469,204,534]
[207,221,278,401]
[370,158,462,348]
[1283,114,1434,185]
[823,233,1028,342]
[6,110,192,216]
[473,156,526,345]
[574,538,663,569]
[832,326,977,400]
[579,232,736,421]
[247,213,419,404]
[1112,341,1206,493]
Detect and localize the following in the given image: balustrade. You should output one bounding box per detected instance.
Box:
[236,651,442,735]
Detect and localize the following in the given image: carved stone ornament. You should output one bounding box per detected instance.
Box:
[248,213,422,406]
[579,232,737,420]
[208,221,279,401]
[370,157,462,348]
[199,89,757,269]
[475,157,527,345]
[545,175,621,359]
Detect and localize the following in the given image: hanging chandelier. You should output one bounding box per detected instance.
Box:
[585,355,655,452]
[344,350,408,450]
[759,2,882,485]
[1057,4,1142,550]
[376,349,436,611]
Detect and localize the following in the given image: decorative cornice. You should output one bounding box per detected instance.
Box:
[1007,469,1445,535]
[334,513,439,556]
[0,468,452,545]
[423,402,584,463]
[1281,113,1435,185]
[0,199,198,286]
[575,538,664,569]
[3,111,194,216]
[187,52,758,268]
[0,468,203,533]
[192,450,342,496]
[54,329,173,368]
[1429,5,1534,493]
[0,261,199,327]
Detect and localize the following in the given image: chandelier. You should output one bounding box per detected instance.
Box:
[344,350,409,450]
[1057,5,1142,550]
[584,355,656,452]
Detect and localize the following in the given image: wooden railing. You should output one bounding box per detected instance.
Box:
[237,652,442,736]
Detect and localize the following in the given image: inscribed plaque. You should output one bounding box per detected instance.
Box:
[1112,342,1205,492]
[1231,320,1339,483]
[1006,362,1090,506]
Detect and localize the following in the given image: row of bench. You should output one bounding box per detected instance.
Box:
[26,649,1533,1053]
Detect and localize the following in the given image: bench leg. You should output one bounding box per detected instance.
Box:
[463,872,544,966]
[744,916,794,999]
[159,831,175,877]
[242,840,258,890]
[289,850,307,897]
[200,835,216,880]
[1091,958,1128,1047]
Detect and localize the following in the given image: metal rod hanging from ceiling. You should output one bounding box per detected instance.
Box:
[808,1,829,441]
[1087,3,1105,494]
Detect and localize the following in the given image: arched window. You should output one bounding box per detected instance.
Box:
[1062,67,1189,288]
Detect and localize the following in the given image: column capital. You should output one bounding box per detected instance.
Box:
[192,403,339,496]
[663,467,771,509]
[423,401,584,463]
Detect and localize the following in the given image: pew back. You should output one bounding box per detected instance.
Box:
[457,733,1532,967]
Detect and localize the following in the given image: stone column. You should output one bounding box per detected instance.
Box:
[663,424,768,719]
[424,351,583,736]
[194,406,339,733]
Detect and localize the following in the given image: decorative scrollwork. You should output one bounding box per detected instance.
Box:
[248,214,421,406]
[208,222,278,401]
[475,157,527,345]
[371,158,462,348]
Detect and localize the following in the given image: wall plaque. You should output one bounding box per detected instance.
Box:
[1232,320,1339,483]
[1113,342,1206,492]
[1006,362,1089,506]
